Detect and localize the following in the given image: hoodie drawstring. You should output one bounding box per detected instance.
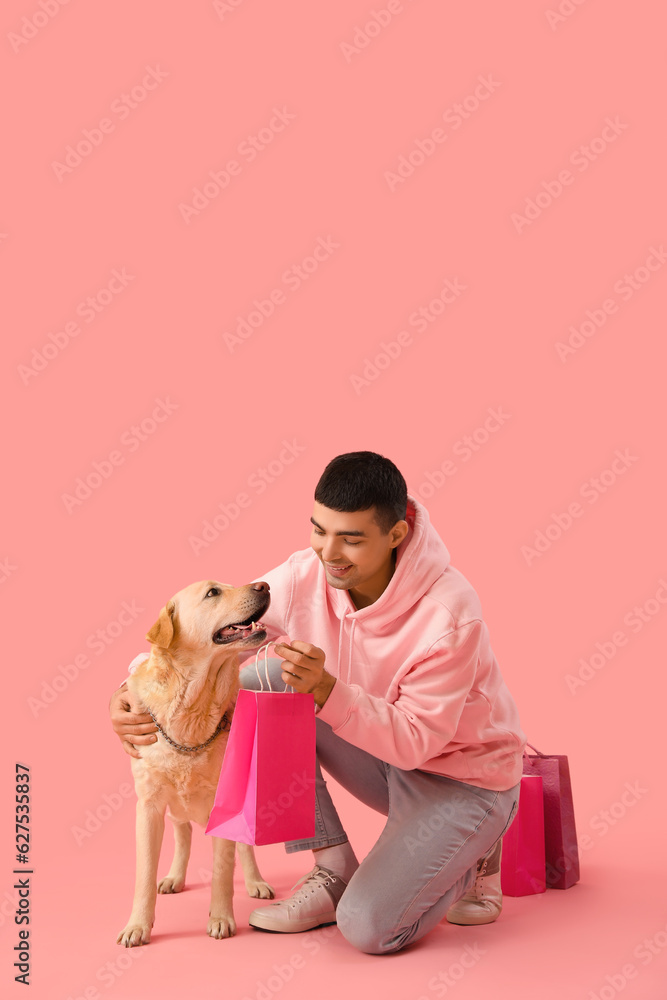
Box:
[336,615,356,685]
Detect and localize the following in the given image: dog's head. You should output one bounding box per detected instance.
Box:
[146,580,271,655]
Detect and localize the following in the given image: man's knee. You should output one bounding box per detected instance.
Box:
[336,891,401,955]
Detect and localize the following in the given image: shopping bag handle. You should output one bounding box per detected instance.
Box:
[254,641,290,693]
[525,741,547,757]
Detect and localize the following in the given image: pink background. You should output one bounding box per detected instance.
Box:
[2,1,666,997]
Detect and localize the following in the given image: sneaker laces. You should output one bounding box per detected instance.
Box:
[461,852,496,902]
[286,866,338,908]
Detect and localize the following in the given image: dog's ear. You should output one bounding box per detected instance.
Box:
[146,600,176,648]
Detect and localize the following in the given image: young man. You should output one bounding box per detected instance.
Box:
[110,451,525,954]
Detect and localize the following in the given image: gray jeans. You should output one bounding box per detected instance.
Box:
[239,657,520,954]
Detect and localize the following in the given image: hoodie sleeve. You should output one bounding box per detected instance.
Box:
[315,619,482,771]
[117,651,150,686]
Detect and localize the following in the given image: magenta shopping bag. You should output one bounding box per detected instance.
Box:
[500,775,546,896]
[523,743,580,889]
[205,688,316,846]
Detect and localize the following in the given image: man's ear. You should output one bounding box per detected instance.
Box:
[146,600,176,649]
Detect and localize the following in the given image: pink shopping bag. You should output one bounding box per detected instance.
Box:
[500,774,546,896]
[205,664,316,845]
[523,743,580,889]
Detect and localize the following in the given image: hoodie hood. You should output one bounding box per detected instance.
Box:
[327,494,450,635]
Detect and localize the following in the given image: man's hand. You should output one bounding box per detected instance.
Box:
[274,640,336,708]
[110,682,158,759]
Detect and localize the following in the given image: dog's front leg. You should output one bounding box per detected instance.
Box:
[237,843,275,898]
[207,837,237,939]
[158,820,192,893]
[117,800,164,947]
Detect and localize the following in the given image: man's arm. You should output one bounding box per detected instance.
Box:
[315,620,486,771]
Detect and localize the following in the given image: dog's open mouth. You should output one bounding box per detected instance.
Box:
[212,611,267,645]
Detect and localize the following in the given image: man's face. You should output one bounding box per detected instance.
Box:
[309,501,407,598]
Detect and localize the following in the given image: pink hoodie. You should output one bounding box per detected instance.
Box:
[244,495,526,791]
[126,495,525,791]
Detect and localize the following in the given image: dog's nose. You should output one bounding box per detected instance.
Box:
[251,581,269,593]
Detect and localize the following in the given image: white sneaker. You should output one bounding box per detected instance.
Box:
[446,838,503,925]
[248,865,347,933]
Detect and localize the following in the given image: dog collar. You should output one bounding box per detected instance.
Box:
[148,711,231,753]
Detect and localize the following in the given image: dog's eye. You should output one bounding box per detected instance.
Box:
[205,588,221,598]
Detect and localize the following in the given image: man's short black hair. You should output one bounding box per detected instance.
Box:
[314,451,408,535]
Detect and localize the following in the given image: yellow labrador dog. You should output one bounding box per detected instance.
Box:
[117,579,275,947]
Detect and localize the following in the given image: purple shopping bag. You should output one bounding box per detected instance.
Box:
[523,743,580,889]
[500,774,546,896]
[205,688,316,846]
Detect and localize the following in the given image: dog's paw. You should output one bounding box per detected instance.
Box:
[116,923,152,948]
[246,879,275,899]
[158,876,185,894]
[207,914,236,939]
